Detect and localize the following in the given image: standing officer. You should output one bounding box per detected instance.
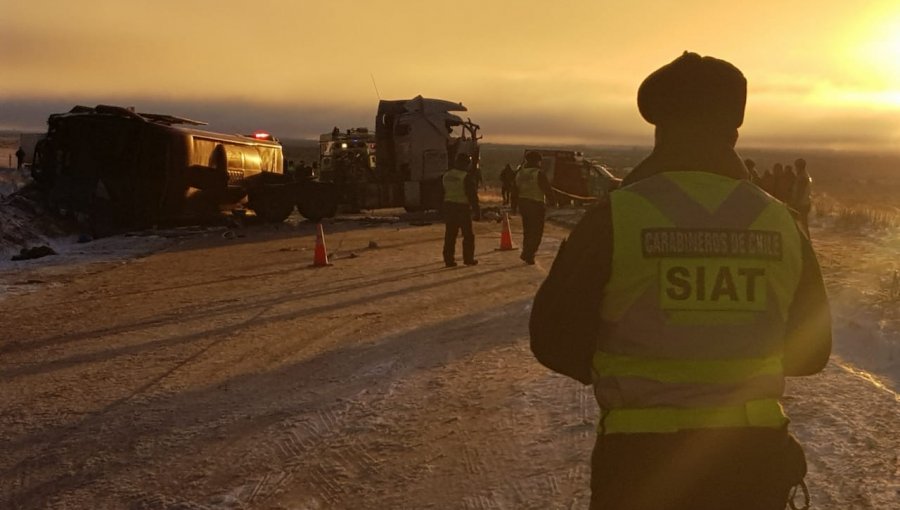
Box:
[442,153,479,267]
[500,163,516,205]
[15,146,26,170]
[516,151,552,264]
[529,52,832,510]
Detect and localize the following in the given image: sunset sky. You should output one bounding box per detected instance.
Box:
[2,0,899,152]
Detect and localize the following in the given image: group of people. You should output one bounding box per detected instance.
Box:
[441,151,552,267]
[746,157,813,228]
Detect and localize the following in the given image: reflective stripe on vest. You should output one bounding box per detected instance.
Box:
[602,399,787,434]
[516,166,544,202]
[595,171,803,434]
[443,169,469,204]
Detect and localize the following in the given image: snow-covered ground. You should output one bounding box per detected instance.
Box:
[3,184,898,392]
[0,166,897,508]
[809,214,900,393]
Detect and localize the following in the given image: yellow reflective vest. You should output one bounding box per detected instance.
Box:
[516,166,545,202]
[443,168,469,204]
[595,171,803,434]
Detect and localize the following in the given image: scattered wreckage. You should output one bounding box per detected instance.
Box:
[520,149,621,207]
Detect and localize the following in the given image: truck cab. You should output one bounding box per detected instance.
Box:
[375,96,480,211]
[319,96,481,212]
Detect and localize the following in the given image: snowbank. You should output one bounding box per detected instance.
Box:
[0,175,75,259]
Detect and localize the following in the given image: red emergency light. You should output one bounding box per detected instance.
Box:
[253,131,271,139]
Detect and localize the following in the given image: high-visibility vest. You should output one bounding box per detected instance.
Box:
[595,171,803,434]
[443,168,469,204]
[516,166,545,202]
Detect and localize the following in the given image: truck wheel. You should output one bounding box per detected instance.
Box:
[298,193,338,222]
[250,189,295,223]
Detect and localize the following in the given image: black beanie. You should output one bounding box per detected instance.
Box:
[638,51,747,129]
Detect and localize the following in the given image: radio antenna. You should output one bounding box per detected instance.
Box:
[370,73,381,100]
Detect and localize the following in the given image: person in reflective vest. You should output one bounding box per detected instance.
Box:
[529,52,832,510]
[442,153,479,267]
[516,151,553,264]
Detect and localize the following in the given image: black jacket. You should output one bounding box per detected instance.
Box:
[529,147,832,385]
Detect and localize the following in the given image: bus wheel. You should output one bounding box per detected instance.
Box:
[250,188,295,223]
[298,194,338,222]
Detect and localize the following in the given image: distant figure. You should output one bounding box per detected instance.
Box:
[770,163,785,200]
[298,160,313,179]
[15,146,26,170]
[792,158,813,232]
[744,158,760,186]
[500,164,515,205]
[776,163,796,203]
[441,153,479,267]
[515,151,552,265]
[510,164,523,213]
[286,160,297,181]
[760,167,775,196]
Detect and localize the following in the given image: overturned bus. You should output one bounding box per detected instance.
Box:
[31,105,336,228]
[320,96,481,211]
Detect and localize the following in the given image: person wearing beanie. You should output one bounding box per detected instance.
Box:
[441,152,479,267]
[529,52,831,510]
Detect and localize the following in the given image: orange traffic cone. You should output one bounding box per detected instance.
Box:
[498,212,515,251]
[312,223,331,267]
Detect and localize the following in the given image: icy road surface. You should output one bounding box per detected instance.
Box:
[0,214,897,509]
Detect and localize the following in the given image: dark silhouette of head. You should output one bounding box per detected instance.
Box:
[639,51,746,128]
[455,152,472,170]
[525,151,543,166]
[639,51,746,148]
[794,158,806,171]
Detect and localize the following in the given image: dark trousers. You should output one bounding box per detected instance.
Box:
[589,428,806,510]
[501,185,512,205]
[443,202,474,264]
[518,199,545,261]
